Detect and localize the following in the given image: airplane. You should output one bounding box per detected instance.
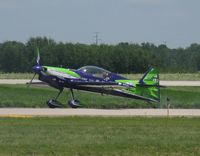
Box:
[28,49,161,108]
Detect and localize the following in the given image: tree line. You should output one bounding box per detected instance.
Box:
[0,37,200,73]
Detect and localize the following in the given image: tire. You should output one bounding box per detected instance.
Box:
[68,99,81,108]
[47,99,64,108]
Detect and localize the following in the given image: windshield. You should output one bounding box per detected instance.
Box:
[78,66,110,78]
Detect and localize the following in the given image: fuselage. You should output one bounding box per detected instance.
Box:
[32,65,136,89]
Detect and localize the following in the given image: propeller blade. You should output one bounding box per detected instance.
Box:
[36,47,40,65]
[27,73,36,88]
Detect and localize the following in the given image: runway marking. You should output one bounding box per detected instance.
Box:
[0,114,33,118]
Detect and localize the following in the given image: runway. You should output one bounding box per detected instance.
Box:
[1,79,200,86]
[0,108,199,117]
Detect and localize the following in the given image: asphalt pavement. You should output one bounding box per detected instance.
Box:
[0,108,199,117]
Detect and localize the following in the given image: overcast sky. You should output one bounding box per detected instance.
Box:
[0,0,199,48]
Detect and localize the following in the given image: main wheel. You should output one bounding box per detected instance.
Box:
[68,99,81,108]
[47,99,64,108]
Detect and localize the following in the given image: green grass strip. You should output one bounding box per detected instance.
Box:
[0,117,199,156]
[0,84,200,108]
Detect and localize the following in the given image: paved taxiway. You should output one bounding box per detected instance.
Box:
[1,79,200,86]
[0,108,199,117]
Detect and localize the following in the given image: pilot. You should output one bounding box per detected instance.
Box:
[103,72,109,80]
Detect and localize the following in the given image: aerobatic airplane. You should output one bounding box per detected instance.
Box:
[28,49,161,108]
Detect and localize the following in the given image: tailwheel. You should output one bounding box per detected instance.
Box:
[47,99,64,108]
[68,99,81,108]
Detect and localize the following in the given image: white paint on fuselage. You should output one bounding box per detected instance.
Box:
[47,69,78,79]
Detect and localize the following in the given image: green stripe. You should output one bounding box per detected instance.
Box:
[43,66,80,78]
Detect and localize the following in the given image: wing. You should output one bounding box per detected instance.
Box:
[69,84,158,102]
[63,78,156,102]
[68,81,119,86]
[65,79,134,88]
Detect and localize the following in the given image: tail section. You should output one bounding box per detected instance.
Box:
[136,67,160,102]
[139,67,159,86]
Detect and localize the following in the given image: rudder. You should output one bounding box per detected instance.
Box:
[137,67,160,102]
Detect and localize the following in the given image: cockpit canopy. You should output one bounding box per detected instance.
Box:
[78,66,110,79]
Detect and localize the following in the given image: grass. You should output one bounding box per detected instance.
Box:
[0,73,35,79]
[1,72,200,80]
[0,117,199,156]
[161,87,200,108]
[0,84,200,108]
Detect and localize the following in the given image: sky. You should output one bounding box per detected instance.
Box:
[0,0,200,48]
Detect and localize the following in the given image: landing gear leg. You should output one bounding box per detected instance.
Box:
[55,89,63,101]
[68,88,81,108]
[47,89,64,108]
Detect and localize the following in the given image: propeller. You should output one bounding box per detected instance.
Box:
[27,48,41,88]
[36,47,40,65]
